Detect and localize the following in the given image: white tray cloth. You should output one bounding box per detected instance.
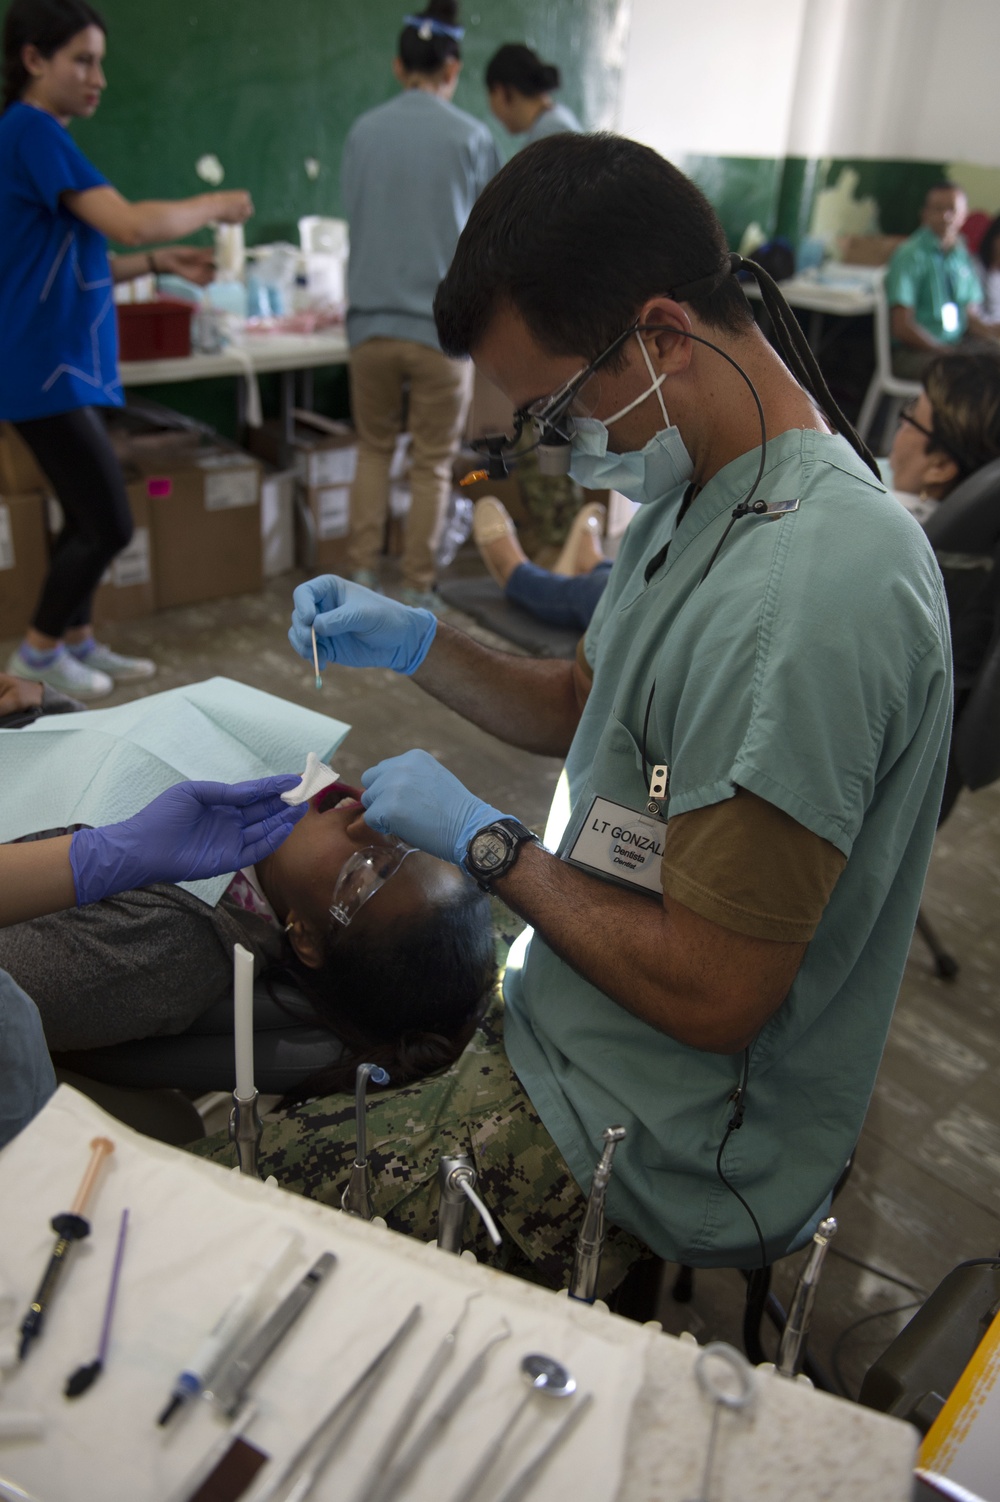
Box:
[0,1089,919,1502]
[0,1088,654,1502]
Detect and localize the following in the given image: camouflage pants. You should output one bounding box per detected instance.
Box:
[190,989,648,1298]
[515,447,585,560]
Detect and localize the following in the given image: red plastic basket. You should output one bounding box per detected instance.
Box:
[116,298,193,361]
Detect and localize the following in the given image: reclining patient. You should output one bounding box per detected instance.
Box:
[0,681,494,1090]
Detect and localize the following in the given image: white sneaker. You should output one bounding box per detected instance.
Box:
[73,642,157,681]
[5,645,113,700]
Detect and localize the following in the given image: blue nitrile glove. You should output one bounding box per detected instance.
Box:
[289,575,437,675]
[360,750,507,867]
[69,776,307,906]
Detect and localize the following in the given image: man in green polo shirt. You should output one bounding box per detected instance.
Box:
[210,136,951,1292]
[886,182,999,378]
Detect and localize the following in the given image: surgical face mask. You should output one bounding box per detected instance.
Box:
[567,334,694,504]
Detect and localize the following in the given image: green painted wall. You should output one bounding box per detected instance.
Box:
[72,0,625,433]
[683,152,1000,251]
[75,0,624,245]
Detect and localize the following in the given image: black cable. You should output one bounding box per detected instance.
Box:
[736,255,881,481]
[715,1048,768,1273]
[640,678,656,790]
[830,1300,923,1400]
[827,1245,929,1298]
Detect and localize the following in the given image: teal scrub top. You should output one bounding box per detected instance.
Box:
[885,226,983,344]
[503,429,952,1267]
[342,90,501,352]
[524,101,582,143]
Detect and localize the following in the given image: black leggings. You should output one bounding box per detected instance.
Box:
[13,407,132,639]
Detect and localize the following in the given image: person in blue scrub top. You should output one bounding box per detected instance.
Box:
[0,0,253,700]
[485,44,581,147]
[341,1,500,609]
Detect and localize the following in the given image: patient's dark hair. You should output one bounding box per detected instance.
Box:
[275,876,494,1101]
[2,0,106,110]
[398,0,461,75]
[485,43,560,96]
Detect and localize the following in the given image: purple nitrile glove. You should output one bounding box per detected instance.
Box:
[359,749,507,867]
[289,575,437,675]
[69,776,307,906]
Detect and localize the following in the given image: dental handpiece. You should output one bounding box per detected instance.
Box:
[341,1064,389,1220]
[776,1216,838,1379]
[568,1125,627,1303]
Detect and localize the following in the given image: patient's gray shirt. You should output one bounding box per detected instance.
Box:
[0,830,284,1052]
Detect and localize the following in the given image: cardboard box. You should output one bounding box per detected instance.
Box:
[464,368,515,443]
[248,412,357,490]
[261,469,296,578]
[295,488,350,574]
[0,426,49,495]
[143,447,262,608]
[837,234,905,266]
[92,479,156,623]
[0,491,48,638]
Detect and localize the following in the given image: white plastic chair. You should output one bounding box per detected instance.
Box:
[855,268,922,451]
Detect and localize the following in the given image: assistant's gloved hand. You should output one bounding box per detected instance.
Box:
[360,750,507,867]
[289,575,437,675]
[69,776,307,907]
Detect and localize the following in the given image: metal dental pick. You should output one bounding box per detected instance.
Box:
[568,1125,626,1302]
[363,1321,512,1502]
[341,1063,390,1219]
[350,1294,480,1502]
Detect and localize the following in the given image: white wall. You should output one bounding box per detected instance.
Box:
[618,0,808,163]
[620,0,1000,166]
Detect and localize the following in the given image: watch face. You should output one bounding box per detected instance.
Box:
[471,830,509,871]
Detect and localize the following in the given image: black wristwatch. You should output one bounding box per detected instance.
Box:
[463,817,537,890]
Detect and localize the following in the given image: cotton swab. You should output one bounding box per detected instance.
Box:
[311,626,322,691]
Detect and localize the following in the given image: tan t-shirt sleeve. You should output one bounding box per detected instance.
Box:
[660,788,847,943]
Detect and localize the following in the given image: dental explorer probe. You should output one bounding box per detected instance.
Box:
[776,1215,838,1379]
[349,1294,479,1502]
[568,1125,626,1303]
[341,1063,390,1219]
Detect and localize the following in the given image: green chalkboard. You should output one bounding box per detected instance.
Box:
[76,0,626,246]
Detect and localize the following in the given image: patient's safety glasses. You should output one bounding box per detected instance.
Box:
[329,840,416,929]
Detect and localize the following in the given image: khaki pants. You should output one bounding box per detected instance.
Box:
[347,337,473,591]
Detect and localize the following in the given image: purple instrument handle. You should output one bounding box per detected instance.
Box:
[98,1208,129,1364]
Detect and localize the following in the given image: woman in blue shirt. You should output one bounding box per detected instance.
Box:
[484,44,582,147]
[341,1,499,608]
[1,0,253,698]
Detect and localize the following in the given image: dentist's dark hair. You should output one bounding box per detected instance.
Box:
[434,132,877,477]
[2,0,106,110]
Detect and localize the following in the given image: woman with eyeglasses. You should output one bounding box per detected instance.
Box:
[889,350,1000,519]
[0,773,494,1095]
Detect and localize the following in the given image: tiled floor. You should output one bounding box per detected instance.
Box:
[6,560,998,1402]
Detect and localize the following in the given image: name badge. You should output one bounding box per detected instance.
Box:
[941,301,960,335]
[566,796,666,894]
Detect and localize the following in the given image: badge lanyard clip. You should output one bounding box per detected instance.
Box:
[647,764,669,817]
